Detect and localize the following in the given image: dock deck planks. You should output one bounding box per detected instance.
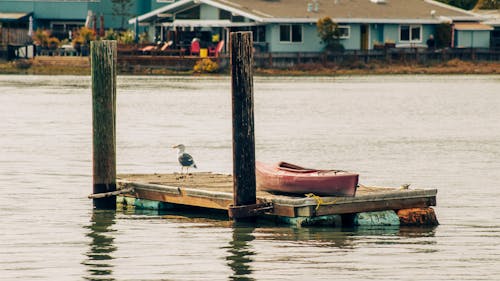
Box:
[118,172,437,218]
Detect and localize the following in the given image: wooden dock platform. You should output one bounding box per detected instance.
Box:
[117,173,438,227]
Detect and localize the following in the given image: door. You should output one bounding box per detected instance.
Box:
[360,24,369,50]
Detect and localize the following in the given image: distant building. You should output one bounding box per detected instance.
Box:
[0,0,166,45]
[0,0,495,51]
[475,9,500,49]
[129,0,494,52]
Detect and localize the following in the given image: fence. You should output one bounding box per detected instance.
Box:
[0,28,31,46]
[252,48,500,68]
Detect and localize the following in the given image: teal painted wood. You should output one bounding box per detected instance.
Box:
[383,24,400,45]
[354,210,400,227]
[456,30,491,48]
[265,22,442,52]
[117,196,175,211]
[134,199,175,210]
[371,24,385,45]
[274,215,343,227]
[0,1,34,13]
[151,1,169,10]
[1,0,150,30]
[267,23,323,53]
[34,2,93,19]
[342,23,361,50]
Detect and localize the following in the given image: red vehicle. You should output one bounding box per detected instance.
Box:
[256,161,358,197]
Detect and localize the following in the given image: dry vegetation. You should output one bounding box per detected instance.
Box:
[1,57,498,76]
[255,59,500,76]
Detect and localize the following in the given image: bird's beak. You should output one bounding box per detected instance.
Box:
[172,145,177,149]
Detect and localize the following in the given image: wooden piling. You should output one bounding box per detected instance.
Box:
[230,32,256,221]
[91,40,117,209]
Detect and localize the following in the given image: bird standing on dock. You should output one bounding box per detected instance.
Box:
[172,144,197,176]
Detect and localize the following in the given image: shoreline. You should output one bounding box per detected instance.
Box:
[1,57,498,76]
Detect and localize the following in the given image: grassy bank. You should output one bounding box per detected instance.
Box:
[1,57,498,76]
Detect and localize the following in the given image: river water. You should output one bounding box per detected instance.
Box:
[1,74,499,280]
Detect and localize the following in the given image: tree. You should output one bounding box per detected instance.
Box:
[317,17,345,53]
[435,23,452,48]
[475,0,499,9]
[436,0,479,10]
[112,0,134,30]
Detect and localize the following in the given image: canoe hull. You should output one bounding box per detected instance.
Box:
[256,161,358,197]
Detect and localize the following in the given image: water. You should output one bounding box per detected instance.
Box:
[1,74,499,280]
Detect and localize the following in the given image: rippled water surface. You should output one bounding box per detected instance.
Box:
[1,75,499,280]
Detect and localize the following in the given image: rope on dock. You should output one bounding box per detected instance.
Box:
[88,187,135,199]
[305,193,338,211]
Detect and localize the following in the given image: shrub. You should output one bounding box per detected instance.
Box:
[47,37,61,49]
[72,27,96,47]
[32,29,51,48]
[14,59,33,70]
[193,58,219,73]
[118,30,135,44]
[435,23,452,48]
[317,17,345,53]
[103,29,120,40]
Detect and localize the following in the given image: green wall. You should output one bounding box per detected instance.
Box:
[0,0,153,30]
[456,30,491,48]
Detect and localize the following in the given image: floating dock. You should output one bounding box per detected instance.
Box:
[116,173,438,227]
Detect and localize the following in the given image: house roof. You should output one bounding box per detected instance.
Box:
[130,0,480,25]
[0,12,31,22]
[215,0,477,22]
[473,9,500,26]
[454,22,494,30]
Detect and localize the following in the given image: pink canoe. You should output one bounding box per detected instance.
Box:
[256,161,358,197]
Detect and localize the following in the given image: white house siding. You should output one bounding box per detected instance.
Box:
[200,4,219,20]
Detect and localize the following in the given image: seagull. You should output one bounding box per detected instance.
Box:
[172,144,197,176]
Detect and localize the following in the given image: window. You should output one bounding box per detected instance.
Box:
[336,25,350,39]
[399,25,422,42]
[279,24,302,43]
[219,10,231,20]
[252,26,266,43]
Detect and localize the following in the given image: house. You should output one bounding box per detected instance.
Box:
[0,0,170,45]
[475,9,500,49]
[0,0,494,52]
[129,0,493,53]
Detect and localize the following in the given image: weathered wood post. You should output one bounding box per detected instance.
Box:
[229,32,257,222]
[91,40,117,209]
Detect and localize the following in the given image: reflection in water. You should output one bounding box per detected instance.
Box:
[226,225,256,281]
[82,210,117,281]
[254,225,436,247]
[398,226,437,238]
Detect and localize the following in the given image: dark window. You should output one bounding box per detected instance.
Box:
[400,25,410,41]
[252,26,266,42]
[280,25,291,42]
[400,25,422,42]
[291,25,302,42]
[280,24,302,42]
[411,26,421,41]
[337,26,350,38]
[219,10,231,20]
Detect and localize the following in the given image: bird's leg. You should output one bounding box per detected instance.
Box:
[182,167,188,181]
